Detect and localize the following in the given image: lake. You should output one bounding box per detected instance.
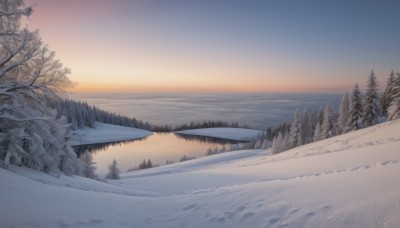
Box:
[70,92,343,175]
[74,133,243,175]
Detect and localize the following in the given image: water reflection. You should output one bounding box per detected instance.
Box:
[174,133,248,144]
[73,133,240,175]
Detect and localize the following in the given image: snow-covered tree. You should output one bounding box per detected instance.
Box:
[337,93,350,134]
[106,159,120,180]
[271,132,283,154]
[321,102,335,139]
[300,107,313,144]
[362,70,380,127]
[79,151,97,179]
[347,84,363,131]
[388,73,400,120]
[288,110,302,149]
[0,0,76,174]
[381,71,396,116]
[313,122,321,142]
[261,139,270,149]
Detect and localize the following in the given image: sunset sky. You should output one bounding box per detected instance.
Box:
[25,0,400,93]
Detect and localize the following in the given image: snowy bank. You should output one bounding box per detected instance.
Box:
[176,127,262,141]
[71,122,152,146]
[1,120,400,227]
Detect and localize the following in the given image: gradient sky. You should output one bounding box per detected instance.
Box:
[24,0,400,93]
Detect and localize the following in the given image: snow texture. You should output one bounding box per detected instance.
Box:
[176,127,262,141]
[71,122,152,146]
[1,120,400,227]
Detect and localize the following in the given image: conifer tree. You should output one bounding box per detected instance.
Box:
[338,93,350,134]
[388,73,400,120]
[288,110,302,149]
[79,151,97,179]
[313,122,321,142]
[106,159,120,180]
[271,132,283,154]
[347,84,363,131]
[321,103,335,139]
[362,70,380,127]
[381,71,396,116]
[300,108,313,144]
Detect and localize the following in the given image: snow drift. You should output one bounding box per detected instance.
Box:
[1,120,400,227]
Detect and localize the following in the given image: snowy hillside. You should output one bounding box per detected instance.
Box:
[1,120,400,227]
[71,122,152,146]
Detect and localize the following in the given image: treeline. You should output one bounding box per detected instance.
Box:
[152,120,249,132]
[203,70,400,157]
[52,98,152,130]
[54,98,251,132]
[270,70,400,154]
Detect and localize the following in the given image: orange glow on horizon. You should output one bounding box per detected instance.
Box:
[67,81,351,93]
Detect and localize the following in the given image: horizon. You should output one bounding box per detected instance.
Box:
[25,0,400,93]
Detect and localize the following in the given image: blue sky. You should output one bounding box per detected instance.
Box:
[26,0,400,92]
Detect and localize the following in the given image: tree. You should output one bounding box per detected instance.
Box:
[0,0,76,174]
[271,132,283,154]
[337,93,350,134]
[106,159,120,180]
[313,122,322,142]
[288,110,302,149]
[347,84,363,131]
[79,151,97,179]
[300,108,312,144]
[381,71,396,116]
[321,102,335,139]
[362,70,380,127]
[388,73,400,120]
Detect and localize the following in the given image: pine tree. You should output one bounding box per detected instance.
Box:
[321,103,335,139]
[261,139,270,149]
[388,73,400,120]
[271,132,283,154]
[381,71,396,116]
[313,122,322,142]
[362,70,380,127]
[106,159,120,180]
[300,108,312,144]
[347,84,363,131]
[337,93,350,134]
[288,110,302,149]
[79,151,97,179]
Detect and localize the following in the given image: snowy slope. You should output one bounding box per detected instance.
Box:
[1,120,400,228]
[176,127,262,141]
[71,122,152,146]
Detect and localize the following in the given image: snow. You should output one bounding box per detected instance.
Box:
[176,127,263,141]
[1,120,400,227]
[71,122,152,146]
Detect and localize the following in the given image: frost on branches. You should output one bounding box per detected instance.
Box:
[0,0,77,174]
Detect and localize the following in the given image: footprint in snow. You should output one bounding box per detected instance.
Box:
[182,204,197,211]
[241,212,255,221]
[236,205,246,212]
[289,208,300,215]
[305,212,315,217]
[268,218,280,225]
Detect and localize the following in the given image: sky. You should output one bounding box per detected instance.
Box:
[24,0,400,93]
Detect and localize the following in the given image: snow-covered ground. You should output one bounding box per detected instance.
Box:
[176,127,263,141]
[71,122,152,146]
[1,120,400,227]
